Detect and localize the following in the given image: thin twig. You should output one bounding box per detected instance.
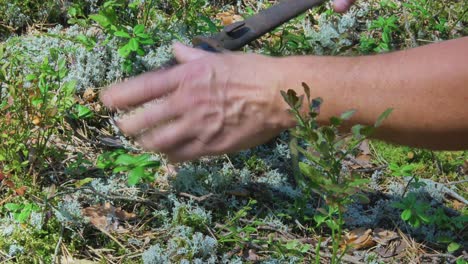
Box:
[52,224,64,264]
[178,192,214,202]
[446,179,468,185]
[422,253,457,259]
[96,227,127,251]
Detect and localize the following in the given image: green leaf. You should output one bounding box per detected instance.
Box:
[133,24,145,35]
[299,162,317,177]
[447,242,460,253]
[128,38,139,51]
[349,178,370,187]
[352,124,364,137]
[419,214,431,224]
[285,240,299,250]
[330,116,342,126]
[118,44,131,58]
[135,160,160,168]
[112,166,128,173]
[5,203,22,211]
[375,108,393,127]
[325,219,339,230]
[340,109,356,120]
[401,209,412,221]
[138,38,154,45]
[300,243,311,253]
[26,74,37,81]
[114,30,131,38]
[136,32,150,39]
[199,16,218,33]
[361,126,375,137]
[136,48,145,56]
[436,235,453,244]
[321,127,336,142]
[128,166,145,186]
[89,14,110,28]
[115,154,137,166]
[382,32,390,43]
[314,214,327,226]
[281,89,300,109]
[75,178,93,188]
[75,105,94,119]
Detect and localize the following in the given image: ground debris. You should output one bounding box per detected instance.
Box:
[82,202,137,231]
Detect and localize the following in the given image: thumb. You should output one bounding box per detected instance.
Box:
[173,42,211,63]
[333,0,356,13]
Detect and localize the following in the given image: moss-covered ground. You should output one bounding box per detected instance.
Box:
[0,0,467,263]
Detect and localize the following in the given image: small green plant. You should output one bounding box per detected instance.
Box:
[217,200,259,246]
[361,16,398,52]
[388,163,415,177]
[96,149,160,186]
[438,235,462,254]
[4,202,40,223]
[86,0,156,72]
[0,44,75,179]
[283,83,392,263]
[392,193,431,228]
[388,162,426,194]
[70,104,94,119]
[244,155,268,174]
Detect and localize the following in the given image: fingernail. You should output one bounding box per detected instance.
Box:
[333,0,348,13]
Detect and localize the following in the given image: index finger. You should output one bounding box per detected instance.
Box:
[100,66,182,110]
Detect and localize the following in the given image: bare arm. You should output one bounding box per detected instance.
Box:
[101,38,468,162]
[278,37,468,150]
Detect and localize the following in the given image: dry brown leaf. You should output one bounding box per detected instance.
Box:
[90,102,102,112]
[32,115,41,126]
[358,140,371,155]
[83,88,97,102]
[372,228,399,245]
[452,199,465,210]
[215,10,243,26]
[3,179,15,189]
[245,249,261,261]
[114,207,137,221]
[350,154,373,169]
[375,239,407,258]
[343,228,376,250]
[82,203,136,230]
[15,186,27,196]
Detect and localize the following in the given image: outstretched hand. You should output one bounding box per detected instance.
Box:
[101,43,293,163]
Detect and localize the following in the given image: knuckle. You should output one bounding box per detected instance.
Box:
[181,62,215,87]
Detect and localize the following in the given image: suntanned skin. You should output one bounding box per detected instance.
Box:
[100,2,468,162]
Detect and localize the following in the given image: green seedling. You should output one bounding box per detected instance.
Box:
[5,202,40,223]
[392,193,431,228]
[96,149,160,186]
[283,82,392,263]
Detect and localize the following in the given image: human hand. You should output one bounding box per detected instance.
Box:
[333,0,357,13]
[100,43,293,162]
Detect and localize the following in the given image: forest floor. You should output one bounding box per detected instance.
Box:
[0,0,467,263]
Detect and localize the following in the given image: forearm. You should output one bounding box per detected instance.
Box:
[277,37,468,150]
